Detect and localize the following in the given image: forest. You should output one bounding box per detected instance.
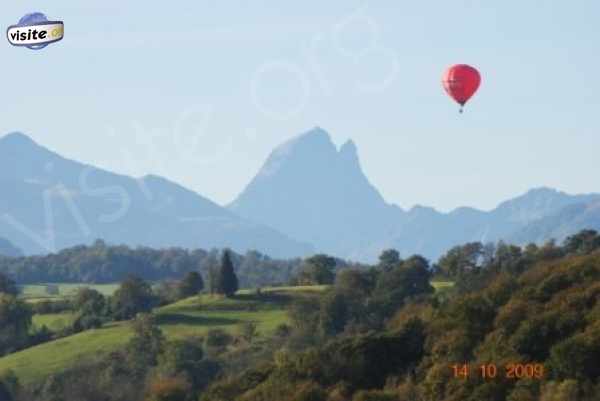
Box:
[0,240,311,288]
[0,230,599,400]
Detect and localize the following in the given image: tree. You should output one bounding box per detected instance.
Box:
[0,371,19,401]
[73,288,107,331]
[215,250,238,297]
[204,329,233,356]
[288,296,321,345]
[111,275,157,320]
[156,338,211,394]
[0,294,32,356]
[564,230,600,256]
[378,249,401,271]
[372,256,433,319]
[438,242,483,277]
[492,242,525,275]
[158,339,204,375]
[126,313,165,377]
[0,273,17,296]
[296,254,336,285]
[238,321,258,343]
[207,266,218,295]
[335,269,373,298]
[74,287,106,312]
[177,271,204,299]
[319,292,350,337]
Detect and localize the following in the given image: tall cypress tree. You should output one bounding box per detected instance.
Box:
[217,250,238,297]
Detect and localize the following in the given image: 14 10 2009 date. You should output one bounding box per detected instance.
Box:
[451,363,545,380]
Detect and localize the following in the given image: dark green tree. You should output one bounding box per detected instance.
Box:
[126,313,165,377]
[72,288,107,331]
[378,249,401,271]
[491,241,525,275]
[296,254,336,285]
[438,242,483,277]
[372,256,433,319]
[158,338,204,376]
[215,250,238,297]
[319,292,350,337]
[178,271,204,299]
[0,273,17,296]
[0,371,19,401]
[0,294,32,356]
[111,275,157,320]
[335,269,374,298]
[564,229,600,255]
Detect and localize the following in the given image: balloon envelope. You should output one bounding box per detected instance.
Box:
[442,64,481,106]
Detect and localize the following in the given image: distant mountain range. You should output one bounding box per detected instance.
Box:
[0,237,22,258]
[0,132,311,258]
[1,129,599,262]
[230,127,600,261]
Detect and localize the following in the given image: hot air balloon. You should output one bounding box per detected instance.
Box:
[442,64,481,113]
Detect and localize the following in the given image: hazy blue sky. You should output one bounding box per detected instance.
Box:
[1,1,598,212]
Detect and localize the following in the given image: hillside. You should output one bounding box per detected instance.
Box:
[200,252,600,401]
[0,132,311,258]
[510,200,600,245]
[0,286,323,384]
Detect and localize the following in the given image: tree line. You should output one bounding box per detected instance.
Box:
[2,230,600,400]
[197,229,600,401]
[0,240,304,287]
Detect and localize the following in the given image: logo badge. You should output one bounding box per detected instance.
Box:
[7,12,64,50]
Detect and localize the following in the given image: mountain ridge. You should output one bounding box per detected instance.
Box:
[2,129,599,262]
[229,127,397,259]
[0,132,312,258]
[230,128,600,260]
[0,237,22,258]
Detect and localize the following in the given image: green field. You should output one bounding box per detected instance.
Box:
[3,282,452,384]
[0,286,324,384]
[19,283,120,301]
[32,313,76,332]
[431,280,455,290]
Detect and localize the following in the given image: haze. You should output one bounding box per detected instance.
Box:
[1,1,598,212]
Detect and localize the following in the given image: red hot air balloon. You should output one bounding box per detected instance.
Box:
[442,64,481,113]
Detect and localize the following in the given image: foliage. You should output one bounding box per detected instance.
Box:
[126,313,165,377]
[72,288,108,331]
[0,272,18,296]
[199,233,600,401]
[4,231,600,400]
[111,275,157,320]
[0,294,32,356]
[177,271,204,299]
[294,255,337,285]
[214,250,238,297]
[238,321,259,343]
[377,249,401,272]
[0,242,304,290]
[146,375,191,401]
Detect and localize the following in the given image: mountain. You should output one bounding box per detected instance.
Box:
[509,200,600,244]
[382,188,600,259]
[229,127,401,259]
[3,130,598,263]
[0,237,22,258]
[0,132,312,258]
[230,128,600,261]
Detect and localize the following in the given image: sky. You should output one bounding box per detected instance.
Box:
[1,1,599,212]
